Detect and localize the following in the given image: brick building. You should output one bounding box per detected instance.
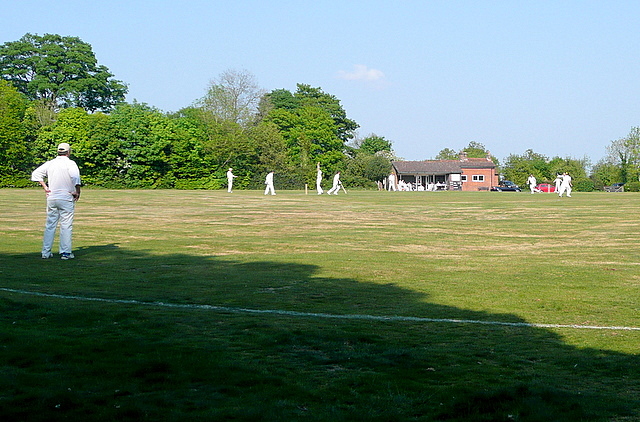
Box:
[391,152,499,191]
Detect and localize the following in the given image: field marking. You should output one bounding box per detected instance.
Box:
[1,287,639,331]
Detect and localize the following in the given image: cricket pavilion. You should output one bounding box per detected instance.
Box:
[391,152,499,191]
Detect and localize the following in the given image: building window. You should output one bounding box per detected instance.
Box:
[461,175,467,182]
[472,175,485,182]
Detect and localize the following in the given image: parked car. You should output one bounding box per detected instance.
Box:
[536,183,555,193]
[491,181,521,192]
[605,183,625,192]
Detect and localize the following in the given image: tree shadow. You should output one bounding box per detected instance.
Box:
[0,245,638,421]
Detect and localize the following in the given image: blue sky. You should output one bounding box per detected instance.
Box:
[4,1,640,164]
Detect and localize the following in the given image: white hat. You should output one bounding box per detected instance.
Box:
[57,143,71,153]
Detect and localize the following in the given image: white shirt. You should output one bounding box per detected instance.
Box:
[31,156,81,201]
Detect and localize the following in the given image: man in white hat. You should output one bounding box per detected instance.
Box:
[31,143,82,259]
[226,168,237,193]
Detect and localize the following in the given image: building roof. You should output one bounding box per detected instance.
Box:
[393,160,462,175]
[459,157,497,169]
[393,157,496,175]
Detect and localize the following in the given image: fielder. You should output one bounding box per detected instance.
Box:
[527,174,537,194]
[31,143,82,260]
[264,171,276,195]
[316,163,324,195]
[227,168,237,193]
[558,172,572,197]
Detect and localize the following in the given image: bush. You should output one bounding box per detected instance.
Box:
[624,181,640,192]
[174,177,223,190]
[0,175,33,188]
[574,178,595,192]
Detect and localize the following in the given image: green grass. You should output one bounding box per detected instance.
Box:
[0,188,638,421]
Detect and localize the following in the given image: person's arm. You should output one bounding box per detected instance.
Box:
[37,181,50,195]
[31,162,50,195]
[72,185,81,201]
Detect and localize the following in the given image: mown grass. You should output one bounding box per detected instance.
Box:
[0,188,638,421]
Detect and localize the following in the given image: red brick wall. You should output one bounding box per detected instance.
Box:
[460,168,498,191]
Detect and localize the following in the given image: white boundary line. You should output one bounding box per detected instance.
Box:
[1,287,639,331]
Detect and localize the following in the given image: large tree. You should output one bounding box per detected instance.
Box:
[0,33,127,112]
[602,127,640,184]
[0,80,31,180]
[198,69,264,128]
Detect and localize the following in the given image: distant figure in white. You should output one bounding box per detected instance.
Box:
[264,171,276,195]
[527,174,537,194]
[553,174,562,193]
[388,173,397,191]
[558,172,572,197]
[316,162,324,195]
[227,168,237,193]
[327,171,341,195]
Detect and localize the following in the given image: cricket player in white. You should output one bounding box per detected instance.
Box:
[527,174,537,194]
[327,172,341,195]
[388,173,397,191]
[31,143,82,259]
[553,174,562,193]
[264,171,276,195]
[227,168,237,193]
[316,163,323,195]
[558,172,572,197]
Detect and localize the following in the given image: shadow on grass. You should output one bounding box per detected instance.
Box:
[0,245,638,421]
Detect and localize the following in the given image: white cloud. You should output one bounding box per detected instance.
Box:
[337,64,385,82]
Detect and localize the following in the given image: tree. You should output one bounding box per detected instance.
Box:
[0,80,31,183]
[0,33,127,112]
[603,127,640,184]
[435,148,458,160]
[293,84,358,143]
[358,134,392,155]
[502,149,591,190]
[501,149,550,187]
[198,69,265,128]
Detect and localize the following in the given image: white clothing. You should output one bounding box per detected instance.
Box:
[264,172,275,195]
[316,169,323,194]
[327,173,341,195]
[553,176,562,192]
[31,155,81,255]
[388,174,397,191]
[227,170,237,193]
[558,174,572,197]
[527,176,537,194]
[31,156,81,201]
[43,198,75,255]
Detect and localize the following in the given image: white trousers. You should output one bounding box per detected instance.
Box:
[558,185,572,197]
[42,198,75,255]
[264,184,275,195]
[327,183,340,194]
[316,182,323,195]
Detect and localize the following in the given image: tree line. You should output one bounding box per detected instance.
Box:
[1,33,638,191]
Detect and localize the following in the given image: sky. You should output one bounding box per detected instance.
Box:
[4,0,640,165]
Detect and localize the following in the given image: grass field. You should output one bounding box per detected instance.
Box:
[1,188,638,421]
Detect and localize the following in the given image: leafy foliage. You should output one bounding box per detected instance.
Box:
[0,80,31,179]
[0,33,127,112]
[501,149,591,190]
